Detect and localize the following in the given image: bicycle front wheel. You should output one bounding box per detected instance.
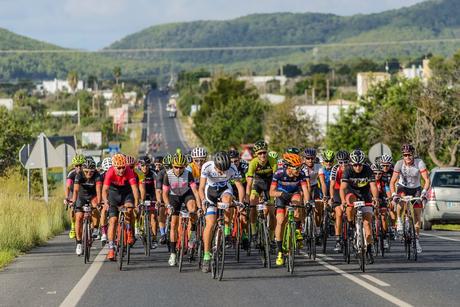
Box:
[178,220,187,272]
[82,220,89,264]
[236,215,241,263]
[218,226,226,281]
[197,217,204,269]
[357,219,365,273]
[289,222,296,274]
[322,212,329,254]
[118,223,125,271]
[409,216,417,261]
[263,220,271,269]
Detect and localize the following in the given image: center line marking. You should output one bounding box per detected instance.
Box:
[301,252,412,307]
[361,274,391,287]
[59,248,108,307]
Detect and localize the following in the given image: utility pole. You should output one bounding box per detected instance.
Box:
[312,87,316,105]
[77,99,81,126]
[326,79,330,135]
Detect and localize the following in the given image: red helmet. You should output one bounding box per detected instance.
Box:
[401,143,415,154]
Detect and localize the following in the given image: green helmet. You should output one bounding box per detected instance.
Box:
[253,140,268,153]
[163,154,173,166]
[286,147,300,155]
[72,154,85,166]
[175,148,182,155]
[268,151,279,160]
[323,150,335,162]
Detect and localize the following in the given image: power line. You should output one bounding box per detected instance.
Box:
[1,38,460,54]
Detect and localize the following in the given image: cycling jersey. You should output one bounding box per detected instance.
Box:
[393,158,427,189]
[230,160,248,185]
[186,162,201,184]
[66,169,79,195]
[155,168,167,191]
[271,168,308,194]
[201,161,241,188]
[342,164,375,198]
[103,166,137,192]
[246,156,277,181]
[162,169,196,196]
[75,171,102,200]
[139,169,156,199]
[331,164,346,189]
[302,163,323,187]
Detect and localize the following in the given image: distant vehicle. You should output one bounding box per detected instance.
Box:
[166,103,177,118]
[423,167,460,230]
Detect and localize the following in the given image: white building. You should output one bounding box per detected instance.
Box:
[0,98,13,110]
[357,72,391,97]
[38,79,84,94]
[238,76,288,89]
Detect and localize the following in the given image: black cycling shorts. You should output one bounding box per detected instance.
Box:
[74,197,96,213]
[108,189,134,218]
[168,190,195,216]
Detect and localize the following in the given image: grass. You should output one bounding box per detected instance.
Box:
[177,109,200,148]
[0,172,68,268]
[432,224,460,231]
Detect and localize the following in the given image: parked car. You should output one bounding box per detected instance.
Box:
[423,167,460,230]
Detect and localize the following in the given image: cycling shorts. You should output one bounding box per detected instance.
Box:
[311,185,321,200]
[275,193,301,209]
[205,184,233,204]
[108,190,134,217]
[396,185,422,209]
[345,188,373,214]
[74,196,97,213]
[250,179,270,198]
[168,190,195,216]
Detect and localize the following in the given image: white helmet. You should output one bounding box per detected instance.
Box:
[101,157,112,171]
[191,147,207,158]
[380,154,393,164]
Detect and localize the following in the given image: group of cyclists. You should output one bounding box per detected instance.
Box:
[64,140,430,272]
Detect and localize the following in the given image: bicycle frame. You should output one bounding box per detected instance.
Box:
[82,202,93,264]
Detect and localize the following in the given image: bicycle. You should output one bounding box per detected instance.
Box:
[177,205,191,272]
[373,202,390,258]
[304,201,316,260]
[353,201,368,272]
[231,202,248,263]
[256,200,272,268]
[321,200,332,254]
[116,206,131,271]
[399,196,422,261]
[283,203,304,274]
[196,212,205,269]
[341,208,352,264]
[81,202,93,264]
[139,200,156,257]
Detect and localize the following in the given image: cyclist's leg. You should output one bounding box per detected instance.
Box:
[275,197,287,265]
[312,186,323,227]
[249,188,260,238]
[169,195,181,253]
[90,197,100,230]
[185,193,198,246]
[345,192,357,223]
[74,200,84,242]
[100,203,108,239]
[222,190,234,242]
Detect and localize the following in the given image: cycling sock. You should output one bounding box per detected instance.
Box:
[76,240,82,244]
[203,252,211,261]
[160,227,166,236]
[277,241,283,253]
[251,223,257,235]
[224,225,231,236]
[102,225,107,235]
[71,221,75,229]
[169,242,176,254]
[191,223,196,232]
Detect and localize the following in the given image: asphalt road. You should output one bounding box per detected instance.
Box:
[2,95,460,307]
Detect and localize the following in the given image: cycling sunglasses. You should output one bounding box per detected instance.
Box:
[338,160,349,165]
[116,166,126,170]
[324,160,334,163]
[288,166,301,171]
[193,158,206,163]
[403,153,413,157]
[374,172,383,175]
[352,163,363,167]
[257,151,267,156]
[173,166,185,170]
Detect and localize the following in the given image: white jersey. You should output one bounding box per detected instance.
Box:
[201,161,241,188]
[302,163,323,186]
[393,158,427,189]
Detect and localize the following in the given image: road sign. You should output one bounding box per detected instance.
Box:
[241,148,253,161]
[108,142,120,155]
[368,143,392,164]
[19,144,31,167]
[25,133,62,169]
[55,144,76,168]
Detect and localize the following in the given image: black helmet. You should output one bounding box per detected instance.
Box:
[350,150,366,164]
[303,147,317,158]
[154,156,163,163]
[253,140,268,153]
[82,158,96,170]
[371,163,382,172]
[214,151,231,171]
[163,154,173,166]
[96,161,102,168]
[336,150,350,162]
[139,155,151,165]
[286,147,300,155]
[228,149,240,159]
[401,143,415,154]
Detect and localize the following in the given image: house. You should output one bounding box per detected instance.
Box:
[0,98,13,110]
[357,72,391,97]
[38,79,84,94]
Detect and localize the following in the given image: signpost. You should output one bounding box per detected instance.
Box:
[56,144,76,192]
[19,144,31,199]
[368,143,392,164]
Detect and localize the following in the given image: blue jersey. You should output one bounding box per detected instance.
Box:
[271,168,308,194]
[322,166,332,191]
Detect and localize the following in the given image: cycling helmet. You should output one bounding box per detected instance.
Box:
[138,155,151,165]
[228,149,240,159]
[401,143,415,154]
[186,154,193,164]
[191,147,207,158]
[96,161,102,168]
[154,156,163,163]
[286,147,301,155]
[101,157,112,171]
[82,158,96,170]
[303,147,317,158]
[72,154,85,166]
[253,140,268,153]
[172,153,187,167]
[322,150,335,162]
[112,154,127,167]
[283,153,302,167]
[371,163,382,172]
[176,148,182,155]
[268,151,279,160]
[85,155,95,162]
[350,150,366,164]
[336,150,350,162]
[380,154,393,164]
[125,155,136,166]
[163,154,173,167]
[214,151,231,171]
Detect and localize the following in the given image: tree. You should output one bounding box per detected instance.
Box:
[112,84,124,107]
[67,70,79,94]
[113,66,122,85]
[278,64,302,77]
[265,100,321,152]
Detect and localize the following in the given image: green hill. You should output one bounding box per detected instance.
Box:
[0,28,61,50]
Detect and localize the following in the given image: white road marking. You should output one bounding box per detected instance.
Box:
[301,252,412,306]
[421,233,460,242]
[361,274,391,287]
[59,248,108,307]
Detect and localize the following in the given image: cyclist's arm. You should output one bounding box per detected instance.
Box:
[389,172,399,195]
[339,181,348,204]
[421,169,430,191]
[131,183,139,207]
[96,181,102,205]
[234,180,245,204]
[161,174,170,205]
[102,184,109,205]
[269,181,280,198]
[245,176,253,199]
[370,182,379,201]
[139,181,146,201]
[71,183,79,204]
[198,177,206,204]
[189,172,201,208]
[302,180,310,202]
[329,179,336,200]
[318,173,327,197]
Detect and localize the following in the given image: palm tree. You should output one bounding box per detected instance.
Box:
[113,66,122,85]
[67,71,79,94]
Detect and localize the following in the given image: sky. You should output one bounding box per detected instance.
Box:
[0,0,426,50]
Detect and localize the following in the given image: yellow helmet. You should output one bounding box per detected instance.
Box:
[172,153,187,167]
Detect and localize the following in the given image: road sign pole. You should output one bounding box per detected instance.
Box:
[27,144,31,199]
[41,134,49,203]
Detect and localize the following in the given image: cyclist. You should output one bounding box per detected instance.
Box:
[155,154,172,244]
[371,163,391,249]
[340,149,379,264]
[138,155,159,248]
[102,153,139,261]
[199,151,245,273]
[96,161,103,173]
[270,153,310,266]
[390,144,430,253]
[302,148,328,243]
[228,149,250,249]
[330,150,350,252]
[379,154,397,235]
[99,157,112,244]
[65,154,85,239]
[246,140,278,243]
[162,153,201,266]
[321,150,335,198]
[71,158,102,256]
[186,147,208,184]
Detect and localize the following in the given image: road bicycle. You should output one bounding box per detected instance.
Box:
[116,206,132,271]
[177,206,191,272]
[321,200,333,254]
[81,202,93,264]
[304,201,316,260]
[139,200,156,257]
[353,201,368,272]
[231,202,248,263]
[399,196,423,261]
[284,203,305,274]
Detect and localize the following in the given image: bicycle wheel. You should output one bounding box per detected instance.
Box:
[197,217,204,269]
[342,216,349,263]
[235,214,241,263]
[404,217,411,260]
[322,211,329,254]
[409,216,417,261]
[378,218,385,258]
[143,212,150,256]
[289,222,296,274]
[127,235,131,265]
[311,211,317,260]
[246,210,252,257]
[85,221,91,263]
[357,219,365,273]
[178,220,187,272]
[82,220,88,264]
[263,220,271,269]
[211,225,219,279]
[306,215,312,259]
[218,226,226,281]
[118,223,125,271]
